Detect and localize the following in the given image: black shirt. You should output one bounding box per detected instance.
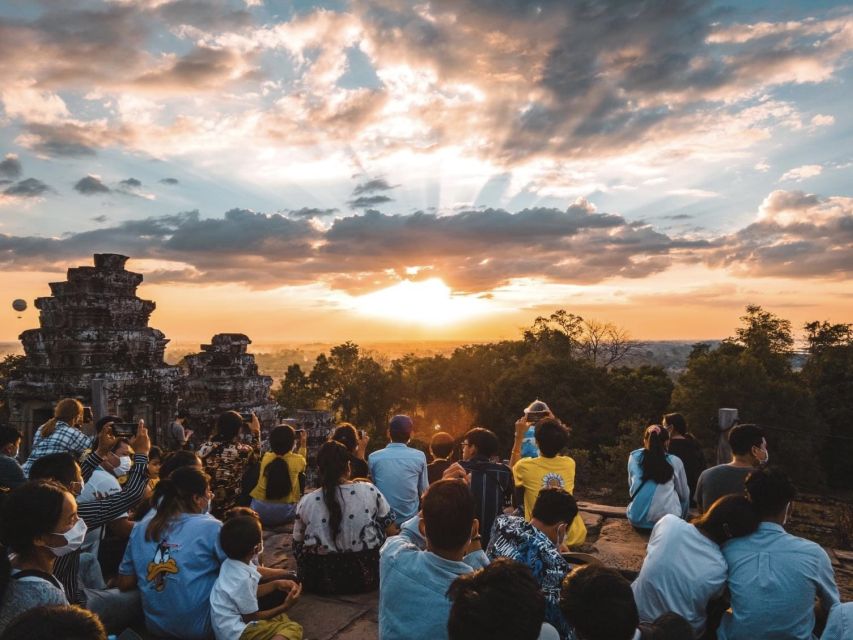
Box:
[668,437,706,504]
[459,455,514,547]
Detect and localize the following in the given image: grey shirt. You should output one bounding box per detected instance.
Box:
[0,573,68,635]
[695,464,754,512]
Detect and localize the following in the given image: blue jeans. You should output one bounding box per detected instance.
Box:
[250,498,297,527]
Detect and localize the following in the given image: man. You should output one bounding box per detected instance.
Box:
[379,479,488,640]
[488,488,578,640]
[559,565,642,640]
[695,423,768,512]
[718,467,840,640]
[457,427,514,548]
[368,414,428,522]
[167,411,192,450]
[427,431,455,484]
[0,425,25,490]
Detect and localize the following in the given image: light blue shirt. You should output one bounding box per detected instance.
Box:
[119,513,227,640]
[822,602,853,640]
[368,443,428,522]
[626,449,689,530]
[719,522,840,640]
[379,515,489,640]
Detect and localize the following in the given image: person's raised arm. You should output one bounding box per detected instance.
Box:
[509,417,527,468]
[297,430,308,457]
[81,425,118,481]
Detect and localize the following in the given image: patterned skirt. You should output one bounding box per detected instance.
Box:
[294,546,380,596]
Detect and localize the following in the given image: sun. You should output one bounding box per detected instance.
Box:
[348,278,492,326]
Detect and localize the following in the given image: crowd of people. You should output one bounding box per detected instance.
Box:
[0,398,850,640]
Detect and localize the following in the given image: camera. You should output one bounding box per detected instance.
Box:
[239,412,254,422]
[82,406,93,423]
[112,422,138,437]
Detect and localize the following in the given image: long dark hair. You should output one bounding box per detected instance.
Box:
[0,480,69,603]
[264,426,295,501]
[214,411,243,443]
[663,413,694,440]
[640,425,674,485]
[146,467,209,541]
[331,423,358,453]
[692,494,759,546]
[317,441,350,541]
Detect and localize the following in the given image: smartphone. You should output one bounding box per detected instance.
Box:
[113,422,138,438]
[239,412,253,422]
[82,406,93,423]
[358,429,367,439]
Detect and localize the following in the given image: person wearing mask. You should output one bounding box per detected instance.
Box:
[718,468,840,640]
[487,488,579,640]
[199,411,260,519]
[249,425,307,527]
[0,427,24,491]
[632,495,760,637]
[512,418,587,547]
[0,480,81,634]
[626,425,689,531]
[294,441,393,595]
[330,423,369,479]
[368,415,428,523]
[22,399,91,477]
[116,466,225,640]
[661,413,705,506]
[694,424,768,513]
[427,432,455,485]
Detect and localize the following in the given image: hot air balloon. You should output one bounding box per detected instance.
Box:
[12,299,27,313]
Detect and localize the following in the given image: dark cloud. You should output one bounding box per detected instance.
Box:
[155,1,252,31]
[119,178,142,188]
[73,175,111,195]
[133,46,257,90]
[348,195,393,209]
[3,178,52,198]
[286,207,339,219]
[0,155,22,179]
[662,214,694,220]
[159,178,180,185]
[353,178,397,195]
[92,215,109,223]
[23,123,101,157]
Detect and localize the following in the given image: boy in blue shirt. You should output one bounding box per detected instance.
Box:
[368,415,428,522]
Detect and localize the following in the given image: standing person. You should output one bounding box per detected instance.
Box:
[0,427,24,490]
[511,418,586,547]
[250,425,307,527]
[330,423,369,480]
[718,468,840,640]
[427,432,455,484]
[167,412,192,451]
[626,425,689,531]
[662,413,705,506]
[367,415,428,523]
[632,495,760,637]
[198,411,260,519]
[294,441,393,595]
[22,399,90,477]
[0,480,80,634]
[694,424,768,513]
[116,466,225,640]
[457,428,514,548]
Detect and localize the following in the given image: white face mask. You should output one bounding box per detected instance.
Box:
[252,542,264,566]
[48,519,88,557]
[114,456,132,477]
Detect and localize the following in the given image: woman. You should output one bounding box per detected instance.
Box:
[117,466,225,640]
[0,480,85,634]
[198,411,260,518]
[632,495,760,637]
[293,441,392,595]
[22,399,90,477]
[249,425,307,527]
[627,425,689,530]
[330,423,369,479]
[662,413,706,506]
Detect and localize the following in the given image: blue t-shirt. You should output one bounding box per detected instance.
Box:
[368,443,428,522]
[521,425,539,458]
[119,513,226,640]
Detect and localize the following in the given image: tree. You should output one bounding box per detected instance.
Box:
[276,364,320,414]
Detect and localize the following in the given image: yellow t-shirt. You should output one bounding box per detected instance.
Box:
[250,449,307,504]
[512,455,587,547]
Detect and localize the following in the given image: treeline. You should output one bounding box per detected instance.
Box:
[278,305,852,493]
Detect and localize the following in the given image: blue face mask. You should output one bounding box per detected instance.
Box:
[201,498,211,515]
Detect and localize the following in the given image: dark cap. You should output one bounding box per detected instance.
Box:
[389,414,414,438]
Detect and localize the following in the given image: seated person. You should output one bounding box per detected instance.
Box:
[0,604,107,640]
[0,481,79,635]
[427,432,455,484]
[0,426,24,491]
[330,423,369,479]
[488,488,578,639]
[718,467,840,640]
[379,479,489,640]
[458,428,514,548]
[368,414,428,522]
[293,441,393,595]
[512,418,586,546]
[695,424,768,513]
[147,446,163,491]
[198,411,260,519]
[632,495,759,637]
[626,426,689,531]
[822,602,853,640]
[641,613,694,640]
[661,413,705,506]
[210,511,303,640]
[447,558,560,640]
[22,398,91,477]
[250,425,307,527]
[560,565,643,640]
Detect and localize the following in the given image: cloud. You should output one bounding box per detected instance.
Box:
[0,155,22,179]
[92,215,109,223]
[286,207,339,219]
[667,189,720,199]
[2,178,53,198]
[810,114,835,127]
[754,160,770,172]
[353,178,397,195]
[119,178,142,188]
[159,177,180,185]
[73,175,111,195]
[348,195,393,209]
[779,164,822,182]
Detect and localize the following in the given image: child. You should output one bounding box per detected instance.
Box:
[147,446,163,491]
[210,512,303,640]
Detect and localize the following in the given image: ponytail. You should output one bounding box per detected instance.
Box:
[641,425,674,485]
[317,441,350,542]
[146,467,209,541]
[40,398,84,439]
[265,426,295,501]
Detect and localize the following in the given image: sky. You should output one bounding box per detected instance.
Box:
[1,0,852,344]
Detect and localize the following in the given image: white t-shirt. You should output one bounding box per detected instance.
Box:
[210,559,260,640]
[632,514,727,635]
[78,467,126,556]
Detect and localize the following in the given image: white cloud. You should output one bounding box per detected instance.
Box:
[810,114,836,127]
[779,164,823,182]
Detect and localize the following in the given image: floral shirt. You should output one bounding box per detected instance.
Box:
[198,436,259,519]
[487,515,576,640]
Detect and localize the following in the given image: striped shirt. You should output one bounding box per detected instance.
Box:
[459,456,514,547]
[22,421,92,477]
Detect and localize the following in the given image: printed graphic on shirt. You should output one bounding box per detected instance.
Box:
[541,472,566,490]
[147,540,179,591]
